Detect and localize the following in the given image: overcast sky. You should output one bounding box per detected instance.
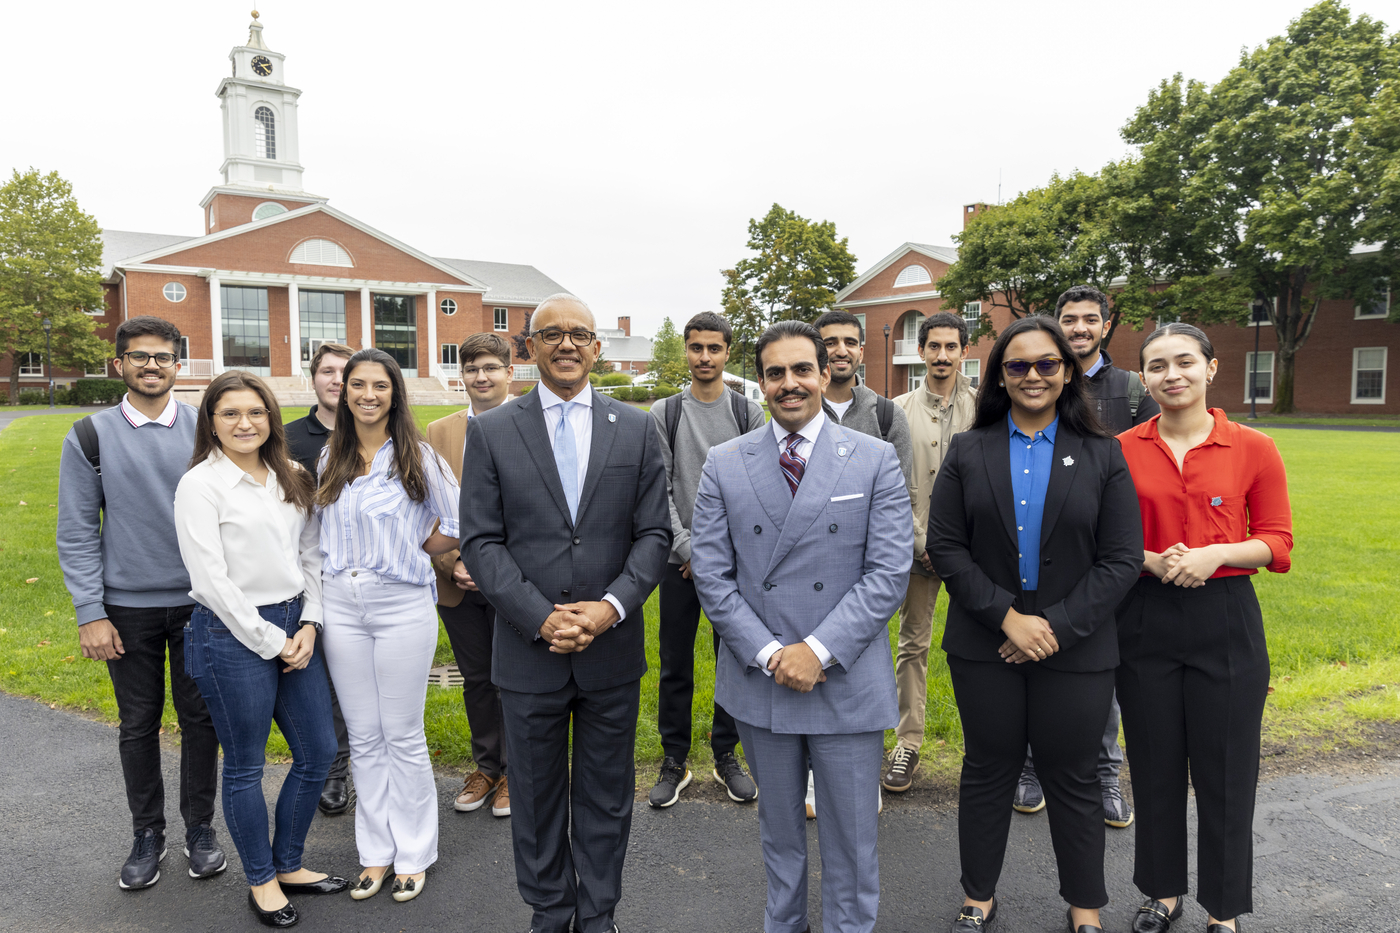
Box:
[8,0,1398,337]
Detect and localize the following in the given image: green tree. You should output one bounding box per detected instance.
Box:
[648,316,689,387]
[730,204,858,325]
[591,353,614,376]
[1121,1,1400,412]
[0,168,110,402]
[719,266,765,380]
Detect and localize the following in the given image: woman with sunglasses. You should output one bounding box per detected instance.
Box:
[174,371,346,929]
[926,316,1142,933]
[315,349,460,905]
[1115,324,1292,933]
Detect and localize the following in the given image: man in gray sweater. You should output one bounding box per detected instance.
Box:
[648,312,766,808]
[814,311,913,485]
[57,316,224,891]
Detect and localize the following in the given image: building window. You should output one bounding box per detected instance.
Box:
[299,290,346,364]
[252,201,287,221]
[290,238,354,267]
[1353,347,1387,404]
[857,363,866,382]
[19,352,43,376]
[962,301,981,327]
[893,264,932,288]
[962,359,980,388]
[1248,298,1274,326]
[373,294,418,375]
[86,361,109,377]
[494,307,508,331]
[163,282,187,302]
[908,363,927,392]
[1244,351,1274,404]
[440,298,457,316]
[854,313,867,340]
[83,305,104,316]
[1356,283,1391,319]
[222,286,271,375]
[254,106,277,160]
[179,336,190,362]
[441,343,458,367]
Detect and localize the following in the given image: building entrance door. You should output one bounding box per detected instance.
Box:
[373,294,418,377]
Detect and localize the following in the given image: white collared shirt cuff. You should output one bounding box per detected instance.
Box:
[603,593,626,626]
[804,635,835,669]
[756,640,783,676]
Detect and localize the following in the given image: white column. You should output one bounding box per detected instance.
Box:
[209,275,224,374]
[286,280,301,376]
[360,286,372,348]
[426,289,437,377]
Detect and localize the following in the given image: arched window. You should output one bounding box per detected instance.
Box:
[290,239,354,267]
[254,106,277,160]
[440,298,457,316]
[893,264,932,288]
[252,201,287,221]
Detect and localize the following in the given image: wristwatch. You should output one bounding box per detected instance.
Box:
[299,619,323,634]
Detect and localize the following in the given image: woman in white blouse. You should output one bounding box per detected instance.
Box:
[174,371,346,930]
[314,349,460,905]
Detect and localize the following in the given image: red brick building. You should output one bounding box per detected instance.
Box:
[5,13,572,402]
[836,207,1397,415]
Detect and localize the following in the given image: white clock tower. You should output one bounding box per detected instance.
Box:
[216,11,306,192]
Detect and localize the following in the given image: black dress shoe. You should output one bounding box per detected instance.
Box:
[952,897,997,931]
[318,777,353,815]
[1067,907,1103,933]
[248,890,299,928]
[1206,924,1239,933]
[278,875,349,895]
[184,824,227,879]
[1132,897,1184,933]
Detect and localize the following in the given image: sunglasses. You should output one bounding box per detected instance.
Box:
[1001,357,1064,378]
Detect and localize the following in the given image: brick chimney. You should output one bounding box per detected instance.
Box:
[617,316,631,336]
[963,202,989,229]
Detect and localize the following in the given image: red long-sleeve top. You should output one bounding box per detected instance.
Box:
[1116,408,1293,577]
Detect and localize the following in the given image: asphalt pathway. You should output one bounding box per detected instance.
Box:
[1,692,1396,932]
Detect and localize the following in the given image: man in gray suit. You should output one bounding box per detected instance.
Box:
[460,294,671,933]
[691,320,911,933]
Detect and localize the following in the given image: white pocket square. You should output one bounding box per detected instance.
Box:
[829,493,864,502]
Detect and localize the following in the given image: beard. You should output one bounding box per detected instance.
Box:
[1073,339,1101,360]
[124,370,173,398]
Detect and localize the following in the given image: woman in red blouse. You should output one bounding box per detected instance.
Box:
[1114,323,1293,933]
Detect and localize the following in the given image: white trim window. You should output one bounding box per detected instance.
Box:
[163,282,187,302]
[908,363,926,392]
[1352,347,1387,404]
[1355,284,1391,320]
[893,264,932,288]
[962,359,980,389]
[252,201,288,221]
[19,352,43,376]
[254,106,277,160]
[440,298,457,316]
[86,361,109,377]
[494,307,509,331]
[180,337,191,362]
[1244,351,1274,404]
[290,239,353,267]
[963,301,982,327]
[83,306,104,316]
[1248,298,1275,327]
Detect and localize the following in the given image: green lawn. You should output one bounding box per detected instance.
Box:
[2,412,1396,778]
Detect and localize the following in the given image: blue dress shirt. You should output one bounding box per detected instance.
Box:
[1008,413,1058,591]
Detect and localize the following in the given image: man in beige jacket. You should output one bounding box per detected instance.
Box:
[883,311,976,792]
[427,333,515,817]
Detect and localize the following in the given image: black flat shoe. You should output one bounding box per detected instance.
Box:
[1132,897,1184,933]
[248,890,299,928]
[952,897,996,931]
[1067,907,1103,933]
[278,875,349,895]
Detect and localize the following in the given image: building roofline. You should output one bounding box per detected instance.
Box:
[833,241,958,303]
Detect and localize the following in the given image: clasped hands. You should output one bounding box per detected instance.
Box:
[767,642,826,693]
[998,607,1059,665]
[279,626,316,673]
[539,600,619,654]
[1144,543,1222,588]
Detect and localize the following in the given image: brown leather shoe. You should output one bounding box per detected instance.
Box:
[453,770,502,813]
[491,775,511,817]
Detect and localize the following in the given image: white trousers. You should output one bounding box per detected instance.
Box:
[321,570,440,874]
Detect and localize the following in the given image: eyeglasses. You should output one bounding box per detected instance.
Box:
[121,351,178,368]
[215,408,271,425]
[1001,357,1064,378]
[462,364,507,378]
[531,329,596,347]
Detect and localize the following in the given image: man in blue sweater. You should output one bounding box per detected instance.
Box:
[57,316,225,890]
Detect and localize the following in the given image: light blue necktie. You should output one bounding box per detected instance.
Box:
[554,401,579,523]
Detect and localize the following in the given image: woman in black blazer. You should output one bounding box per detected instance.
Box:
[928,316,1143,933]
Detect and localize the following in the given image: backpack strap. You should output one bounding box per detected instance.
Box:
[728,388,750,434]
[74,415,101,476]
[875,394,894,441]
[665,392,684,452]
[1127,372,1145,418]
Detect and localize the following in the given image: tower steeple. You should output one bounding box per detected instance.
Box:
[215,11,306,193]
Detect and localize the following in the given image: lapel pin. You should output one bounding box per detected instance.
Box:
[1211,496,1222,506]
[1062,455,1074,467]
[838,446,848,457]
[607,412,616,423]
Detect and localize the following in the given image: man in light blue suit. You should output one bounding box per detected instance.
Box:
[691,320,911,933]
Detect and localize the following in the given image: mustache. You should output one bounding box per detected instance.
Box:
[776,388,809,401]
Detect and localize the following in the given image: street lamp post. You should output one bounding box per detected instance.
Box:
[883,323,892,398]
[1248,297,1266,420]
[42,317,54,409]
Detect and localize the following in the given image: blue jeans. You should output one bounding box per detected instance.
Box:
[186,597,337,885]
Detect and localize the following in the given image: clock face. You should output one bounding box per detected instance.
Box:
[252,55,273,77]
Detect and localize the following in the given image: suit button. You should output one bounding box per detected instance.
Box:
[572,536,581,545]
[1043,558,1052,565]
[561,589,570,597]
[754,525,762,534]
[814,582,823,591]
[763,582,773,591]
[829,524,838,533]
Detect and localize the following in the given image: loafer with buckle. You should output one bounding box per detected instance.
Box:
[119,828,166,890]
[1131,896,1183,933]
[248,890,299,928]
[952,897,996,931]
[349,869,389,901]
[278,874,349,895]
[391,873,425,902]
[1067,907,1103,933]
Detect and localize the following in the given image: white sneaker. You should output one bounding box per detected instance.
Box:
[805,769,816,819]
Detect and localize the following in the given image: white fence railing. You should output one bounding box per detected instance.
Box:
[514,364,540,381]
[179,359,215,378]
[893,339,920,358]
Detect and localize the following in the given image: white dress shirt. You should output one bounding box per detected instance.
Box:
[756,411,835,674]
[119,393,179,428]
[534,381,627,623]
[174,450,322,660]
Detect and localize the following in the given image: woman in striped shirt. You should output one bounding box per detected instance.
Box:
[315,349,460,905]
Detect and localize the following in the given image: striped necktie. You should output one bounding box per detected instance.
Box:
[779,432,806,496]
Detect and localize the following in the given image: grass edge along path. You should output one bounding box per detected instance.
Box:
[1,413,1397,782]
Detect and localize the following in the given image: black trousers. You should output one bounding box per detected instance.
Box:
[1116,575,1270,921]
[105,604,219,839]
[657,563,739,763]
[948,654,1116,909]
[325,677,351,781]
[500,677,639,933]
[439,592,507,776]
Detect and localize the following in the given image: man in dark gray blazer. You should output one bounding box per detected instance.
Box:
[460,294,671,933]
